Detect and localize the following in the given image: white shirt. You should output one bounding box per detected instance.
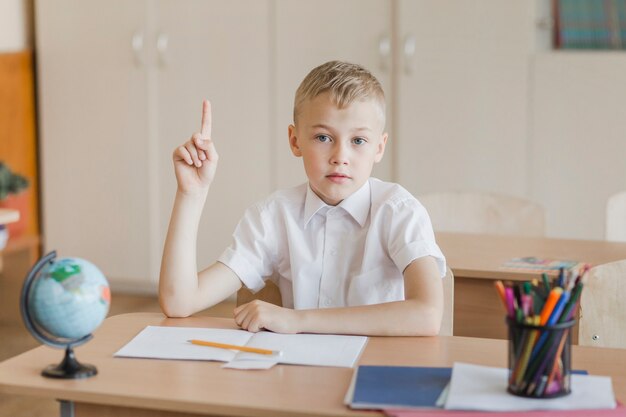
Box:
[218,178,446,309]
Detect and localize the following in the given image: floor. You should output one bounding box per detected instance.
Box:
[0,292,235,417]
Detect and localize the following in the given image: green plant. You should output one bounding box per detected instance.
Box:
[0,161,29,200]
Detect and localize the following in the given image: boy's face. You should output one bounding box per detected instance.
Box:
[289,92,387,206]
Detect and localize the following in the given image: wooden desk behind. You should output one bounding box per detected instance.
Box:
[437,232,626,340]
[0,313,625,417]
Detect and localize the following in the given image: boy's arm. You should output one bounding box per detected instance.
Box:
[159,190,241,317]
[233,256,443,336]
[159,100,242,317]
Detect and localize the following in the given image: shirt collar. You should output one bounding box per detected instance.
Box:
[303,180,371,228]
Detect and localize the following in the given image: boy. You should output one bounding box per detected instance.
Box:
[159,61,446,336]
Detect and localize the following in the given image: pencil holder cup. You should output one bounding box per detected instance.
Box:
[506,317,575,398]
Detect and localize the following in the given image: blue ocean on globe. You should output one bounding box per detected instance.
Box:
[29,257,111,340]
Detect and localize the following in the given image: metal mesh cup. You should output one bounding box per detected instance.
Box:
[507,317,575,398]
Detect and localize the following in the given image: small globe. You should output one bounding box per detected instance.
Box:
[21,251,111,378]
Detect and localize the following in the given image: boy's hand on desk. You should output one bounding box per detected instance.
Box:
[173,100,219,195]
[234,300,300,334]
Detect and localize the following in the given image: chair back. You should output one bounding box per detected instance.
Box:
[418,191,545,236]
[607,191,626,242]
[578,259,626,348]
[440,267,455,336]
[237,281,282,307]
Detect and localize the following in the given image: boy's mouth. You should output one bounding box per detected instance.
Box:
[326,173,351,184]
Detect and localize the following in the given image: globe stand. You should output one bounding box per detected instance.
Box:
[42,346,97,379]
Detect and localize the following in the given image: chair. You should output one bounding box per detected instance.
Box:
[578,259,626,348]
[417,191,546,237]
[237,281,282,307]
[440,267,454,336]
[236,266,455,336]
[606,191,626,242]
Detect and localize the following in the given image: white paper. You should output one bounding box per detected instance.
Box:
[445,362,617,411]
[435,383,449,407]
[221,360,278,370]
[115,326,367,369]
[114,326,252,362]
[246,331,367,368]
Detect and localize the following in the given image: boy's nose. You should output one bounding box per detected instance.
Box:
[330,145,349,165]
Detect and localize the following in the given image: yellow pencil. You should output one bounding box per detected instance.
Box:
[188,339,282,356]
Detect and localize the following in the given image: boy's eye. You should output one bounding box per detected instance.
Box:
[316,135,331,143]
[353,137,366,145]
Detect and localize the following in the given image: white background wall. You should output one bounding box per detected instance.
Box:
[0,0,31,52]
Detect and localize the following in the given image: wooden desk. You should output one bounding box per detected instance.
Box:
[0,313,624,417]
[436,232,626,339]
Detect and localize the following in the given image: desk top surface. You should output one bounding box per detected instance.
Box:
[0,313,624,417]
[436,232,626,280]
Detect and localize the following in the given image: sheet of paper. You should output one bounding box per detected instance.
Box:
[245,331,367,368]
[435,383,449,407]
[114,326,367,369]
[222,360,278,370]
[445,362,617,411]
[114,326,253,362]
[385,404,626,417]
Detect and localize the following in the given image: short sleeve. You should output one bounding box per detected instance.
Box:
[217,203,276,293]
[386,199,447,278]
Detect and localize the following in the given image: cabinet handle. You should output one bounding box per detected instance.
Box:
[403,34,416,75]
[157,33,169,67]
[378,35,391,72]
[131,31,144,67]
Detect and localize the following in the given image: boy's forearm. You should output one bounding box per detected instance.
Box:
[295,300,442,336]
[159,190,209,316]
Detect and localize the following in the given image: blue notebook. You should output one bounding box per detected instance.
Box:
[349,366,451,410]
[347,366,588,411]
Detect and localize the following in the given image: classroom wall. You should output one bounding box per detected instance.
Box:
[0,0,32,52]
[12,1,626,244]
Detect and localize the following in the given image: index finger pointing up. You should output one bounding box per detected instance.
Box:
[200,99,212,137]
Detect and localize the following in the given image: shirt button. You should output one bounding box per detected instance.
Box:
[323,299,332,307]
[330,249,337,256]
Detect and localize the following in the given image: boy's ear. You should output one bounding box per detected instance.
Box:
[288,124,303,157]
[374,133,388,163]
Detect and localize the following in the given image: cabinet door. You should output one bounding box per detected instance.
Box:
[156,1,272,268]
[396,0,531,198]
[274,0,393,190]
[36,0,152,286]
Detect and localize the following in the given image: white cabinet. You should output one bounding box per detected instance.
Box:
[274,0,394,189]
[274,0,536,202]
[41,1,608,292]
[37,0,272,291]
[395,0,533,198]
[154,1,272,284]
[37,0,152,289]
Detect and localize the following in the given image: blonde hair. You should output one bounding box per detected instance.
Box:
[293,60,386,124]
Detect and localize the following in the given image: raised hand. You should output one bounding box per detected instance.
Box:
[172,100,219,194]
